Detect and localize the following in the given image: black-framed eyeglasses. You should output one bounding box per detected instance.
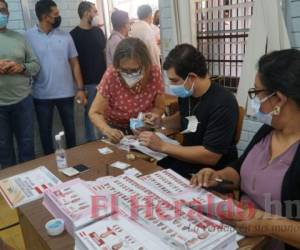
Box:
[248,88,269,99]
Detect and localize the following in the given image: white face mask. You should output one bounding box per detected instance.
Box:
[250,93,276,126]
[91,15,100,27]
[120,71,143,88]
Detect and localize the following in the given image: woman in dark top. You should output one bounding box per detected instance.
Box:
[192,49,300,250]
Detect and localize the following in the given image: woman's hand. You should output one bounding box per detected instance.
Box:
[138,131,165,152]
[190,168,222,188]
[104,127,124,144]
[143,112,162,128]
[222,208,274,237]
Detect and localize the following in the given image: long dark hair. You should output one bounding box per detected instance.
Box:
[258,49,300,107]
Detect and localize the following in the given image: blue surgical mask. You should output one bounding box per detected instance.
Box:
[169,75,194,98]
[250,93,275,126]
[0,13,8,29]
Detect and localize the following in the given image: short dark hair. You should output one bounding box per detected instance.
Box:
[111,10,129,31]
[35,0,57,21]
[113,37,152,72]
[258,49,300,107]
[163,44,208,79]
[153,10,159,26]
[0,0,8,9]
[78,1,94,19]
[137,4,152,20]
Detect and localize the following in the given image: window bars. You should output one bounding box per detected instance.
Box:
[195,0,254,92]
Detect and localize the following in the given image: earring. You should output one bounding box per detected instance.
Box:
[273,106,281,115]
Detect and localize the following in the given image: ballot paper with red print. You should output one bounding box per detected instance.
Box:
[43,178,113,237]
[140,169,244,218]
[0,166,61,208]
[75,215,172,250]
[100,174,237,250]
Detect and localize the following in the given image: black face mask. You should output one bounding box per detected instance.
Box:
[52,16,61,28]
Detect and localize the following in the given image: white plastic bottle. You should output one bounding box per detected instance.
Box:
[55,131,68,171]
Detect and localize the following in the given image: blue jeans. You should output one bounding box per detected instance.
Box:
[0,95,35,168]
[34,97,76,155]
[84,84,98,141]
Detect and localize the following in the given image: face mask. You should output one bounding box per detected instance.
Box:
[169,75,194,98]
[52,16,61,28]
[250,93,275,126]
[0,13,8,29]
[120,71,143,88]
[91,15,100,27]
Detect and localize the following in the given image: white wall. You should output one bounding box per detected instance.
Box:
[26,0,81,31]
[285,0,300,48]
[7,0,25,32]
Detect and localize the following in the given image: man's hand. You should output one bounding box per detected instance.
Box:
[0,60,12,74]
[5,61,25,74]
[75,90,88,106]
[104,127,124,144]
[143,112,162,128]
[138,131,165,152]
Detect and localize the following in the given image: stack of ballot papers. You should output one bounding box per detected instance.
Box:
[140,169,225,215]
[141,169,245,218]
[43,178,113,236]
[0,166,61,208]
[93,174,238,250]
[75,215,172,250]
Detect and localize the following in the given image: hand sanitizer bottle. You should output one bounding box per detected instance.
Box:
[55,131,68,171]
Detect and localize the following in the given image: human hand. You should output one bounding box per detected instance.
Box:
[5,61,24,74]
[138,131,165,152]
[190,168,222,188]
[104,127,124,144]
[143,112,162,128]
[75,90,88,106]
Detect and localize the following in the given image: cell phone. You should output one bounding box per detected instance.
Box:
[73,164,89,173]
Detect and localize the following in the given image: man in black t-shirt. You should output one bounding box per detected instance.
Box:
[138,44,239,178]
[70,1,106,142]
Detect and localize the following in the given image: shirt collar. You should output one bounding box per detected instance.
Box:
[35,24,57,35]
[110,30,125,39]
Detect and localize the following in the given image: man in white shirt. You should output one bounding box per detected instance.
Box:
[130,5,160,66]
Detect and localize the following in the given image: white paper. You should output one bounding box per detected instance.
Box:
[181,116,199,134]
[0,166,61,208]
[155,132,180,145]
[110,161,130,170]
[119,137,167,160]
[98,147,113,155]
[123,168,142,177]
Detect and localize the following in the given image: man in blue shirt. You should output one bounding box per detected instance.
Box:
[26,0,87,155]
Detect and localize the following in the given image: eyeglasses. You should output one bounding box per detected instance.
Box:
[248,88,269,99]
[119,68,141,75]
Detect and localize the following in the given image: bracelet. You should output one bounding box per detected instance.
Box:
[77,87,85,91]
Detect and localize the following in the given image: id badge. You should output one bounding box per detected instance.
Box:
[181,116,199,134]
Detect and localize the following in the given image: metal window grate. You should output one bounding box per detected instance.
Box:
[195,0,254,92]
